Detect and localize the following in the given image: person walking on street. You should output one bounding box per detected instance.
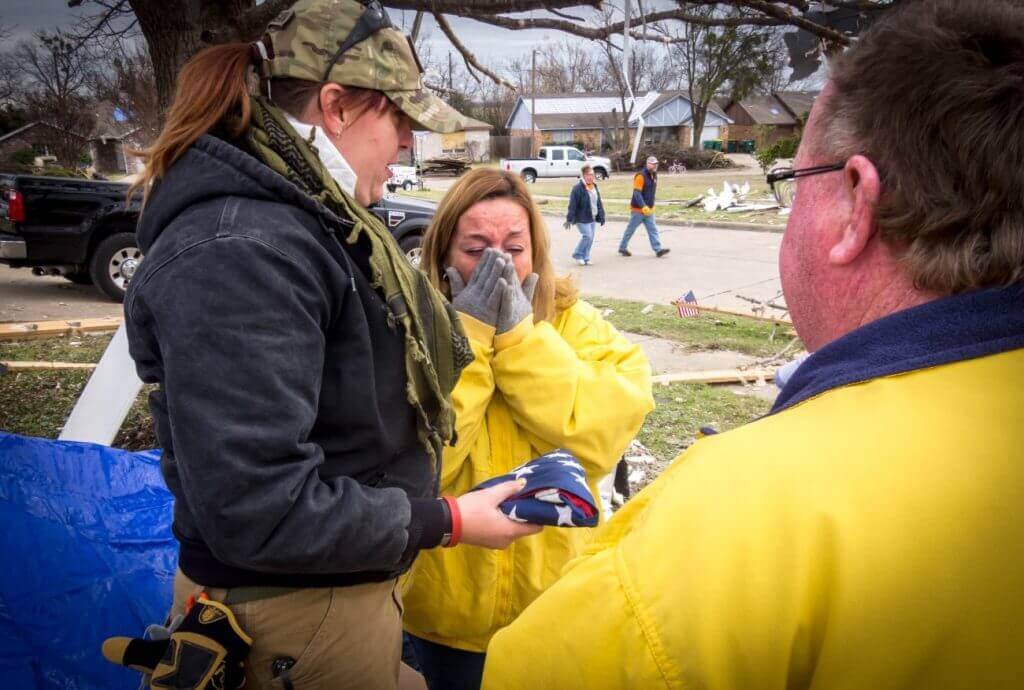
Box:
[564,164,606,266]
[121,1,538,687]
[618,156,670,258]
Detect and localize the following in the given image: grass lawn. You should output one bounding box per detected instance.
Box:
[402,180,787,226]
[637,381,770,468]
[524,171,770,202]
[587,296,799,358]
[1,316,778,461]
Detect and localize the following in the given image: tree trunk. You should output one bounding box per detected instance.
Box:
[129,0,264,112]
[690,104,707,150]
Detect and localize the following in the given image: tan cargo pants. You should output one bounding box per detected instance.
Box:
[171,569,425,690]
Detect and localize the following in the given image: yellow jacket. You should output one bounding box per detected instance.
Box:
[483,288,1024,689]
[402,299,654,652]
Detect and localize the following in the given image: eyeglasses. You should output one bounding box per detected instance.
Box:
[766,162,846,206]
[322,0,395,81]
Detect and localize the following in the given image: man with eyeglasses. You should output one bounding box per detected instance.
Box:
[482,1,1024,687]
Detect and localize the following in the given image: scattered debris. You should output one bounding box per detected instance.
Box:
[601,308,615,317]
[702,181,751,212]
[641,304,655,315]
[419,157,470,177]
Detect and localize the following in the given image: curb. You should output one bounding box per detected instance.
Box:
[543,212,783,234]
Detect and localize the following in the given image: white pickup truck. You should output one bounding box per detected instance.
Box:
[501,146,612,183]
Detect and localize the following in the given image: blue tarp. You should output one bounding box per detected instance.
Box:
[0,433,176,689]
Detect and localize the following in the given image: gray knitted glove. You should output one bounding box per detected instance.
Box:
[496,261,539,334]
[445,248,509,327]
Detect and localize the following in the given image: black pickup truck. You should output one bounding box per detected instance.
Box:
[0,173,436,302]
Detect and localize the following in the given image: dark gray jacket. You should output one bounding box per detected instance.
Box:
[125,135,446,588]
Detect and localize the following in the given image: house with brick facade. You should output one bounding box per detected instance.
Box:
[505,91,733,153]
[719,91,819,149]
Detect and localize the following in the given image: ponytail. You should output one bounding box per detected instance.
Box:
[130,43,253,204]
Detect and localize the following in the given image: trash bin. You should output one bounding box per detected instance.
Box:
[726,140,740,153]
[741,140,756,154]
[703,140,723,152]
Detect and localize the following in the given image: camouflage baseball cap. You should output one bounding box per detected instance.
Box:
[263,0,467,133]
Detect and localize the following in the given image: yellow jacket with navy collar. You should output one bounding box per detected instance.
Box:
[482,285,1024,690]
[401,298,654,653]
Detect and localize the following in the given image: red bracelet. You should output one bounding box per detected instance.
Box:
[442,496,462,547]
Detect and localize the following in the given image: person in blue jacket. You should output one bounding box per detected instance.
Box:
[564,164,606,265]
[618,156,670,258]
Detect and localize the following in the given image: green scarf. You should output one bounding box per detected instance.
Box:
[245,96,472,471]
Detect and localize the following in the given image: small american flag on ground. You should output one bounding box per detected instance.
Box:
[677,290,700,317]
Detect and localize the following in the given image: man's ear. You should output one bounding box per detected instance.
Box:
[829,154,881,266]
[318,83,347,137]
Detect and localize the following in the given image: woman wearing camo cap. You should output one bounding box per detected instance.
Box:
[121,1,538,687]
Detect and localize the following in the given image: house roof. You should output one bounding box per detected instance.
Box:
[532,112,624,130]
[0,121,42,144]
[630,90,730,125]
[775,91,818,120]
[0,120,89,144]
[509,90,732,130]
[735,95,797,125]
[461,116,493,131]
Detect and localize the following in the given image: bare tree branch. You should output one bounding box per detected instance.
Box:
[238,0,298,38]
[386,0,600,14]
[737,0,853,45]
[431,10,516,91]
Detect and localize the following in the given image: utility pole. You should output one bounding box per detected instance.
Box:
[531,48,537,157]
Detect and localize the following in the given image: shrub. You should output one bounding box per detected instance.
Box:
[11,148,36,166]
[609,143,735,172]
[756,136,801,172]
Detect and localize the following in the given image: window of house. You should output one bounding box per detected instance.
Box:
[551,129,575,144]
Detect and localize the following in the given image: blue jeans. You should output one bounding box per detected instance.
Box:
[619,211,663,253]
[572,222,596,262]
[403,633,486,690]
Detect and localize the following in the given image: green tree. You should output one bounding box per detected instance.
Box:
[673,7,774,149]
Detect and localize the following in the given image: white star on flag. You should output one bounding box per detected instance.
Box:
[535,488,564,504]
[558,459,583,472]
[555,503,575,526]
[571,473,590,493]
[512,465,536,479]
[507,506,529,523]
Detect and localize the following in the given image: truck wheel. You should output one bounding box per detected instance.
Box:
[402,180,414,191]
[64,271,93,285]
[521,170,537,183]
[594,167,608,180]
[90,232,143,303]
[399,233,423,268]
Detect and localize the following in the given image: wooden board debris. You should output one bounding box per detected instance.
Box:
[670,301,793,326]
[1,360,98,371]
[0,317,122,341]
[653,368,776,386]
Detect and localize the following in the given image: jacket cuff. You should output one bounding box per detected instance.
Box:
[494,316,534,352]
[404,497,451,558]
[458,312,496,346]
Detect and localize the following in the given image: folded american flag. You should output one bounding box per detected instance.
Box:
[472,449,599,528]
